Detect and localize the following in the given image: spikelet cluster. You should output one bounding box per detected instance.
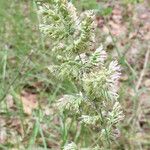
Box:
[64,142,101,150]
[64,142,78,150]
[38,0,124,148]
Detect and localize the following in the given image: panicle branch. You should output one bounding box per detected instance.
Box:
[38,0,124,148]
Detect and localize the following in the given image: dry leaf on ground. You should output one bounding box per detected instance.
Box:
[20,91,38,115]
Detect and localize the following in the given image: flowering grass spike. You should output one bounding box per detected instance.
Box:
[38,0,124,149]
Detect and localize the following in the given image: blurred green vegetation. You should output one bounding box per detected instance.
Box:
[0,0,149,149]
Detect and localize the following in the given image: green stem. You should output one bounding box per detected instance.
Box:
[92,101,111,148]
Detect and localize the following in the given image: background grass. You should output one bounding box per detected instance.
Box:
[0,0,150,149]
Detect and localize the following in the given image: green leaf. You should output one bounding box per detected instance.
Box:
[98,7,112,16]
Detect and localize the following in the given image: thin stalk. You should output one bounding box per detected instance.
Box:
[0,50,33,103]
[2,46,7,80]
[38,121,48,150]
[92,101,111,148]
[60,113,68,147]
[28,121,39,149]
[105,20,137,79]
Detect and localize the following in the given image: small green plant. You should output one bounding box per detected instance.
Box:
[38,0,124,149]
[72,0,112,16]
[72,0,99,10]
[123,0,143,4]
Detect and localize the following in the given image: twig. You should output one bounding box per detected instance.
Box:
[131,49,150,150]
[136,49,150,91]
[134,49,150,121]
[130,49,150,122]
